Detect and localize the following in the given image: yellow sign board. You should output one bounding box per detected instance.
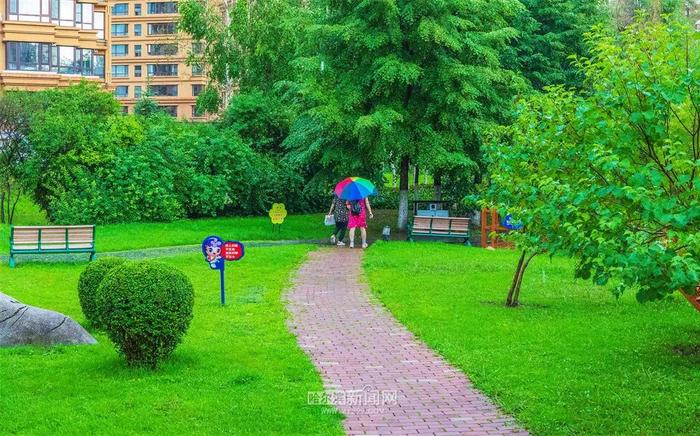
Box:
[269,203,288,225]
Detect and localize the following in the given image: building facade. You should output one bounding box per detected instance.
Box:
[107,0,206,119]
[0,1,206,119]
[0,0,108,90]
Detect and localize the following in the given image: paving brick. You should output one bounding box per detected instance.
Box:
[287,249,526,436]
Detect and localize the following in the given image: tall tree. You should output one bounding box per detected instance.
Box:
[504,0,606,90]
[0,93,38,224]
[178,0,316,112]
[286,0,525,230]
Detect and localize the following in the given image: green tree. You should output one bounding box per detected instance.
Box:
[504,0,606,90]
[286,0,525,230]
[178,0,315,112]
[0,92,41,224]
[485,18,700,309]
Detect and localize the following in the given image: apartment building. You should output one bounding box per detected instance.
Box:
[0,0,108,90]
[0,1,206,119]
[107,1,206,119]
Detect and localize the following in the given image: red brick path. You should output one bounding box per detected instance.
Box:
[287,249,527,436]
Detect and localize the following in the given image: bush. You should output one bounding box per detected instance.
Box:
[96,261,194,367]
[77,257,128,328]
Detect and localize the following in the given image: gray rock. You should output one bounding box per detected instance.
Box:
[0,292,96,347]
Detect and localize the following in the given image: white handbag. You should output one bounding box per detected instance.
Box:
[324,214,336,226]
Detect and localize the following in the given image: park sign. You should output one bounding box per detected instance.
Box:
[202,236,245,305]
[269,203,287,225]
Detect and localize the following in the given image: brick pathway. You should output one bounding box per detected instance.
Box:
[286,249,527,436]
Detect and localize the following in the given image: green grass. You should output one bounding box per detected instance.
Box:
[0,197,401,254]
[0,246,343,435]
[364,242,700,435]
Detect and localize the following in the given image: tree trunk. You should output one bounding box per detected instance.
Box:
[511,252,538,306]
[506,251,526,306]
[9,187,21,225]
[413,165,420,201]
[434,174,442,201]
[0,191,5,224]
[397,156,410,231]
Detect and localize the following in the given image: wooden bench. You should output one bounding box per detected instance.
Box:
[408,216,471,245]
[9,225,96,268]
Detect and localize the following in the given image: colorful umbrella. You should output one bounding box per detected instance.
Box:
[334,177,378,200]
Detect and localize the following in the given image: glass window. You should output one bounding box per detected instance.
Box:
[112,44,128,56]
[147,23,176,35]
[149,84,178,97]
[8,0,51,23]
[191,84,203,97]
[114,86,129,98]
[75,3,93,30]
[134,65,142,77]
[135,45,142,57]
[112,65,129,78]
[147,64,178,77]
[159,105,178,117]
[112,3,128,16]
[191,64,203,76]
[147,2,177,14]
[192,105,204,118]
[93,54,105,78]
[121,106,129,114]
[94,11,105,39]
[135,86,143,98]
[147,43,178,56]
[134,24,142,36]
[135,4,142,16]
[111,24,128,37]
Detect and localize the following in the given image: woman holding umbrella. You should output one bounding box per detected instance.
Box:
[335,177,376,249]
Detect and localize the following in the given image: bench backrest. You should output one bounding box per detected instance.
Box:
[11,226,95,251]
[413,217,470,235]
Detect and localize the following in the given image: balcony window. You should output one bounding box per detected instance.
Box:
[112,3,128,16]
[148,2,177,14]
[5,42,101,76]
[147,64,178,77]
[111,24,128,37]
[112,65,129,78]
[148,23,177,35]
[148,84,178,97]
[147,43,178,56]
[114,86,129,98]
[112,44,129,57]
[95,12,105,39]
[7,0,51,22]
[75,3,93,30]
[52,0,76,27]
[93,54,105,78]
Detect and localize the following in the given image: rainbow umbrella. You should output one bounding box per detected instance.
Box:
[334,177,378,200]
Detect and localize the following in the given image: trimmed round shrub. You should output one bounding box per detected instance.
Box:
[96,261,194,367]
[77,257,128,328]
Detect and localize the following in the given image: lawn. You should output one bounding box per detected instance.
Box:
[0,246,343,435]
[364,242,700,435]
[0,198,400,254]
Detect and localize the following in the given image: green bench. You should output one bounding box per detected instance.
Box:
[9,225,96,268]
[408,216,471,245]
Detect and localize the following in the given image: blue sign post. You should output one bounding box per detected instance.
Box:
[202,236,245,305]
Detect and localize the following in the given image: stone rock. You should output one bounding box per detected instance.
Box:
[0,292,96,347]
